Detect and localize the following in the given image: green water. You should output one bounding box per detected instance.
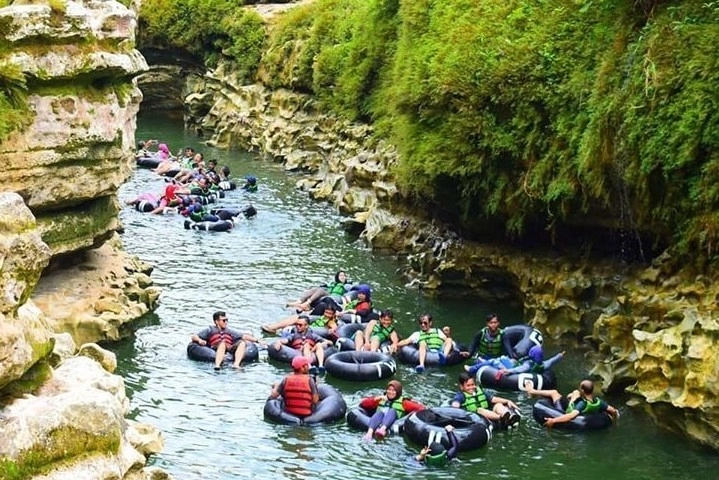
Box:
[111,114,719,480]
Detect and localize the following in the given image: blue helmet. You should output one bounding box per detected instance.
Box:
[245,175,257,185]
[355,283,371,298]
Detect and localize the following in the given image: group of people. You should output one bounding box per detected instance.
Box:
[129,140,258,219]
[187,270,619,467]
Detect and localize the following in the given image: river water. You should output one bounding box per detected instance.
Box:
[111,114,719,480]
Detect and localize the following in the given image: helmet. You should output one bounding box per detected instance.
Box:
[528,345,544,363]
[355,284,371,297]
[245,175,257,185]
[425,443,448,467]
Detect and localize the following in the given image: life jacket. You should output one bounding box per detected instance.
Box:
[379,396,406,417]
[567,397,602,415]
[460,389,490,412]
[289,333,316,350]
[517,356,544,373]
[207,328,234,348]
[310,315,334,328]
[327,281,347,296]
[477,327,503,358]
[418,328,444,350]
[371,323,395,343]
[283,374,314,417]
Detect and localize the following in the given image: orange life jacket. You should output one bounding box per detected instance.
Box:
[283,374,314,417]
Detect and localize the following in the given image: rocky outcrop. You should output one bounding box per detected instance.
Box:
[179,65,719,450]
[0,0,147,256]
[1,341,168,480]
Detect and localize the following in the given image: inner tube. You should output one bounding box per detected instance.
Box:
[210,205,257,220]
[503,324,543,359]
[532,398,613,431]
[404,407,492,451]
[135,200,156,213]
[346,406,408,435]
[218,180,237,191]
[334,323,368,351]
[264,383,347,426]
[324,351,396,382]
[186,342,259,364]
[136,157,162,169]
[475,365,557,392]
[267,342,338,365]
[183,219,234,232]
[398,345,463,367]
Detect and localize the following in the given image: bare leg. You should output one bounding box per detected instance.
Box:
[262,315,299,333]
[232,341,247,368]
[524,381,562,403]
[354,331,365,351]
[315,344,325,367]
[214,342,227,369]
[442,337,453,356]
[369,337,380,352]
[418,342,427,368]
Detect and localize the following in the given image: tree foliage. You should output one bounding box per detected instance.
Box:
[138,0,265,80]
[256,0,719,259]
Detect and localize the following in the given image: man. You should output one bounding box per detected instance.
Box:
[272,315,333,375]
[461,313,504,360]
[269,356,319,417]
[396,313,454,373]
[190,311,264,370]
[525,379,619,428]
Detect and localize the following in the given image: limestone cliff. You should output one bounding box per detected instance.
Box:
[175,62,719,450]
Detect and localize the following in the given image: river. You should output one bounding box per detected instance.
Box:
[111,114,719,480]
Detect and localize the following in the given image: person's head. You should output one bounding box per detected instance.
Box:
[485,313,500,333]
[424,442,448,467]
[208,159,217,168]
[356,284,371,300]
[164,184,178,200]
[198,177,208,188]
[137,141,145,149]
[418,314,433,331]
[442,326,451,337]
[291,355,311,373]
[184,146,195,155]
[158,143,169,153]
[295,315,310,332]
[323,305,337,319]
[221,166,230,178]
[458,372,476,393]
[245,175,257,186]
[386,380,403,399]
[335,271,348,283]
[528,345,544,364]
[579,380,594,397]
[212,311,228,327]
[379,310,394,327]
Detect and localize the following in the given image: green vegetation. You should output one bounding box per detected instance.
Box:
[254,0,719,259]
[138,0,265,81]
[0,361,53,401]
[139,0,719,260]
[0,60,31,141]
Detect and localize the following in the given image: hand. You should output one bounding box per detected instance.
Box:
[544,417,555,428]
[460,351,470,358]
[507,400,518,410]
[198,339,207,346]
[445,424,455,433]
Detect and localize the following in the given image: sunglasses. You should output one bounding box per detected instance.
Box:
[420,321,430,326]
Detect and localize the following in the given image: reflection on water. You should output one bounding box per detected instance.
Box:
[110,115,719,480]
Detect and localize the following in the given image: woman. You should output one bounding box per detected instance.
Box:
[360,380,424,441]
[286,270,352,311]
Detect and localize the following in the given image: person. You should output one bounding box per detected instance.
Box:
[465,345,565,379]
[415,425,459,467]
[338,283,373,322]
[461,313,504,360]
[271,315,333,374]
[190,311,265,369]
[125,183,181,215]
[135,139,157,158]
[354,309,399,353]
[525,379,619,428]
[242,175,258,192]
[359,380,424,441]
[285,270,352,312]
[451,372,520,427]
[269,356,319,418]
[396,314,454,373]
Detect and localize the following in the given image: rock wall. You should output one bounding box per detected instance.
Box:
[0,1,169,477]
[179,63,719,450]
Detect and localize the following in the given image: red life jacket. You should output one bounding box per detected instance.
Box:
[283,374,314,417]
[289,333,316,350]
[208,329,234,348]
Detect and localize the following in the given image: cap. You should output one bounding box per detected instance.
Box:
[291,356,311,371]
[164,184,178,199]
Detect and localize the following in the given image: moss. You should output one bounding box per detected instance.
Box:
[34,196,119,252]
[0,424,121,480]
[0,361,53,402]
